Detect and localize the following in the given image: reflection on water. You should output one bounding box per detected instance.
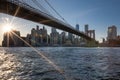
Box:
[0,47,120,80]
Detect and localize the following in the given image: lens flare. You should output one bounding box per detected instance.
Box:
[2,24,13,33]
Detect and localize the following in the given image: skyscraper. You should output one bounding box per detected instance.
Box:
[50,27,59,45]
[31,28,36,46]
[30,25,48,46]
[85,24,89,35]
[60,31,66,45]
[68,32,74,44]
[2,30,22,47]
[107,25,117,40]
[41,26,48,44]
[76,24,79,31]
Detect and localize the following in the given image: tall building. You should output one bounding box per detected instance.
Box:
[50,27,60,45]
[31,28,36,46]
[75,24,80,40]
[107,25,117,40]
[68,32,74,44]
[74,37,80,46]
[25,34,31,46]
[76,24,79,30]
[60,31,66,45]
[85,24,89,35]
[2,30,23,47]
[31,25,48,46]
[41,26,48,44]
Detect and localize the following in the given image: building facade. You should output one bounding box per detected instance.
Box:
[31,25,48,46]
[2,30,23,47]
[50,28,60,45]
[107,25,117,40]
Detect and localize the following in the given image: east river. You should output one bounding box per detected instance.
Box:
[0,47,120,80]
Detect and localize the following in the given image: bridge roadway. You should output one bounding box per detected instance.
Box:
[0,0,95,41]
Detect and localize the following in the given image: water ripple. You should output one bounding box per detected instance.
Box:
[0,47,120,80]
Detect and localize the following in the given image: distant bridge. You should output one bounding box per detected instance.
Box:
[0,0,95,41]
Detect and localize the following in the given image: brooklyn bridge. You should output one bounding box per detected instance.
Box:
[0,0,97,43]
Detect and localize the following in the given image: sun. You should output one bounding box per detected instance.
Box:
[2,24,13,33]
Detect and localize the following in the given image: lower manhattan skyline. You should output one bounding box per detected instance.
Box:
[0,1,120,80]
[2,24,96,47]
[0,0,120,45]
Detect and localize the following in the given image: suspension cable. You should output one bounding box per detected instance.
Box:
[31,0,51,15]
[44,0,68,23]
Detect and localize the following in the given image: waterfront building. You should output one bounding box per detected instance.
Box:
[74,37,80,46]
[41,26,48,44]
[31,25,48,46]
[2,30,23,47]
[31,28,37,46]
[100,26,119,47]
[64,39,72,46]
[68,32,74,44]
[50,27,60,45]
[106,25,118,47]
[60,31,66,45]
[107,25,117,40]
[25,34,31,46]
[21,37,26,46]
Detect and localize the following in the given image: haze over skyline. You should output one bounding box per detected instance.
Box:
[0,0,120,45]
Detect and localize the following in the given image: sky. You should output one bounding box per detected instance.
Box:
[0,0,120,45]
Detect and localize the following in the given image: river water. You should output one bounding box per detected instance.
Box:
[0,47,120,80]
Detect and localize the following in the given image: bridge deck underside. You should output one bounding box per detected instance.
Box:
[0,0,93,41]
